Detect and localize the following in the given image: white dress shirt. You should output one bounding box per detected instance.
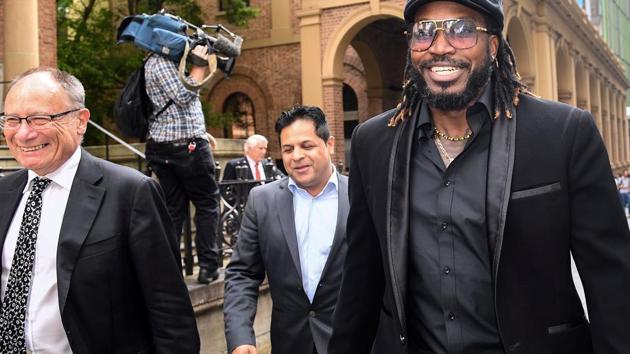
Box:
[246,156,266,181]
[0,148,81,353]
[288,168,338,302]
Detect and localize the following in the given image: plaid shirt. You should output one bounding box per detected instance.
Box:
[144,55,207,142]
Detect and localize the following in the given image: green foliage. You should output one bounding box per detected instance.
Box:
[56,0,258,145]
[221,0,260,27]
[201,100,234,131]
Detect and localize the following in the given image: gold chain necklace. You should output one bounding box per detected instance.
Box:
[434,127,472,141]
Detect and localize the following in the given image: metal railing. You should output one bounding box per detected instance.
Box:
[86,121,206,275]
[86,121,286,277]
[87,120,148,173]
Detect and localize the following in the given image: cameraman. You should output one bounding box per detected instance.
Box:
[144,45,220,284]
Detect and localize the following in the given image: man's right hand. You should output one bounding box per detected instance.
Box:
[232,344,258,354]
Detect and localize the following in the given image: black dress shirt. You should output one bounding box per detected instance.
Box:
[407,84,504,354]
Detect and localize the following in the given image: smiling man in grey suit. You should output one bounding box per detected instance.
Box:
[0,67,199,353]
[224,105,349,354]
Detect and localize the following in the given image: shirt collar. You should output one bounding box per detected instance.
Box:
[25,147,81,193]
[246,155,258,167]
[415,81,495,138]
[288,165,338,198]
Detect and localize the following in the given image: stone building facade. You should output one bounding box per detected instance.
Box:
[0,0,628,171]
[199,0,630,170]
[0,0,57,102]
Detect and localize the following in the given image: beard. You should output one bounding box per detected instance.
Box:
[411,50,494,111]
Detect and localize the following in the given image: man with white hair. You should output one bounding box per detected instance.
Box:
[223,134,283,181]
[0,67,199,353]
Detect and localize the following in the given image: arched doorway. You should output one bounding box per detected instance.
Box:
[321,3,407,162]
[506,17,535,90]
[222,92,256,139]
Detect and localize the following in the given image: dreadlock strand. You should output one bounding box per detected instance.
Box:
[390,54,417,127]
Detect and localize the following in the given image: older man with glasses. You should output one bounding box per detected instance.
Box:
[328,0,630,353]
[0,67,199,354]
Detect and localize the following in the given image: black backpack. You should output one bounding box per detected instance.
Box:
[114,57,172,139]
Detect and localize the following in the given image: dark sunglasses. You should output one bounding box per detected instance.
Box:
[406,18,489,51]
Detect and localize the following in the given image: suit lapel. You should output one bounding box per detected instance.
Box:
[0,170,28,252]
[387,104,418,336]
[318,173,349,281]
[486,106,516,284]
[276,179,302,279]
[57,150,105,313]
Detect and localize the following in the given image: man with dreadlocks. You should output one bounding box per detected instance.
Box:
[327,0,630,353]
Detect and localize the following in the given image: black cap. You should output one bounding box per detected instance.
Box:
[404,0,504,31]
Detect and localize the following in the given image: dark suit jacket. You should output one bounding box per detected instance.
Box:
[222,156,283,181]
[224,174,349,354]
[0,150,199,354]
[328,94,630,354]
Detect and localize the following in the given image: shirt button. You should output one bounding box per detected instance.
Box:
[440,222,448,230]
[443,266,451,275]
[448,312,455,321]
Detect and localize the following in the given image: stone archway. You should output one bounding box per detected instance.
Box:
[506,16,535,90]
[222,92,256,139]
[206,73,269,140]
[205,62,278,150]
[321,3,405,160]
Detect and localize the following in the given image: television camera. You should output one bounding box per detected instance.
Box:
[117,10,243,90]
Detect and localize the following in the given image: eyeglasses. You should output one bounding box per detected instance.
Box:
[406,19,489,52]
[0,108,82,131]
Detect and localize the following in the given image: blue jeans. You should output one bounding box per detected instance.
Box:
[146,138,220,271]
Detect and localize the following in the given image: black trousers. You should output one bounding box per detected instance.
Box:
[146,138,220,271]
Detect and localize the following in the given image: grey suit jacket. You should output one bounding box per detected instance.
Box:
[224,173,349,354]
[0,149,199,354]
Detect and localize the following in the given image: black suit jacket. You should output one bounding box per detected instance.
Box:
[328,95,630,354]
[224,175,349,354]
[0,150,199,354]
[222,156,284,181]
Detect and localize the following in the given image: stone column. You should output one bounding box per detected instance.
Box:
[575,62,590,111]
[532,7,557,100]
[601,84,612,165]
[611,92,619,167]
[622,98,629,165]
[3,0,39,92]
[590,74,603,133]
[298,8,323,107]
[624,103,630,166]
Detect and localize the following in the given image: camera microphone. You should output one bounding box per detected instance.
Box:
[209,34,242,58]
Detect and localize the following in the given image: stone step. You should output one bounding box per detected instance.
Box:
[0,145,20,175]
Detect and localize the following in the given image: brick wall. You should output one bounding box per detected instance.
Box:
[204,43,302,158]
[200,0,273,41]
[344,45,369,122]
[200,0,408,163]
[38,0,57,67]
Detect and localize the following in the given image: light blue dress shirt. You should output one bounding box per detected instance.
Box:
[288,169,339,303]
